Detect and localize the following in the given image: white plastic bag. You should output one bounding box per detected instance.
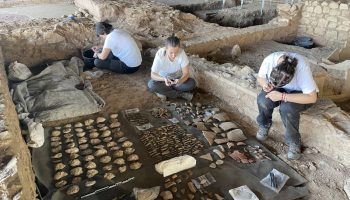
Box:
[26,120,44,148]
[7,61,32,81]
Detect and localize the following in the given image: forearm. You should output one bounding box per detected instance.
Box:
[283,92,317,104]
[257,76,268,88]
[151,72,165,82]
[178,73,189,84]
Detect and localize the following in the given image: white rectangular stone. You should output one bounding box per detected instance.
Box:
[302,12,311,17]
[328,21,338,28]
[342,20,350,26]
[336,25,350,31]
[300,17,310,24]
[337,31,349,41]
[314,6,323,14]
[328,16,338,22]
[323,6,330,13]
[312,1,319,6]
[341,10,350,17]
[330,9,341,16]
[321,1,328,6]
[318,18,328,27]
[314,27,326,35]
[306,6,314,12]
[329,1,339,9]
[339,3,349,10]
[325,30,338,39]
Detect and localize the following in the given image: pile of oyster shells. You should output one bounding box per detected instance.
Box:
[50,114,142,196]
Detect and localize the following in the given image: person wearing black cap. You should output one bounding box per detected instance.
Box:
[91,22,142,74]
[256,52,318,160]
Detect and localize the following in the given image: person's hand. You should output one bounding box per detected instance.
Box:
[92,46,102,53]
[263,83,274,93]
[164,77,172,86]
[93,52,98,58]
[172,79,180,87]
[265,91,282,102]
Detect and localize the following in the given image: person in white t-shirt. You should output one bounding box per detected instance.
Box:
[148,35,196,101]
[91,22,142,74]
[256,52,318,160]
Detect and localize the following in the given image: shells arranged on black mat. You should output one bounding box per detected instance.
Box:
[66,185,79,195]
[55,180,67,188]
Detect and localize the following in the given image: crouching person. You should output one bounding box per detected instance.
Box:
[148,35,196,101]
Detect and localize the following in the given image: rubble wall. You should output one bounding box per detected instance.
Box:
[0,48,36,199]
[298,0,350,46]
[191,56,350,167]
[0,18,98,68]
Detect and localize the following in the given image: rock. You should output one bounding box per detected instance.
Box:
[160,191,173,200]
[213,112,230,122]
[199,153,213,161]
[210,127,222,134]
[214,138,229,144]
[188,182,197,193]
[195,122,207,131]
[309,163,317,171]
[213,149,225,159]
[67,185,79,195]
[231,44,241,59]
[202,131,216,145]
[216,160,224,165]
[227,129,247,142]
[209,163,216,168]
[219,122,238,131]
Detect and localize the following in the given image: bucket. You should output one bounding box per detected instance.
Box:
[82,49,95,70]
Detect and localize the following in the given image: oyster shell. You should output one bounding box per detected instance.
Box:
[110,113,118,119]
[51,141,62,147]
[106,141,117,148]
[54,126,61,130]
[51,130,61,137]
[113,150,124,158]
[93,144,104,149]
[85,161,97,169]
[64,124,72,128]
[84,119,94,126]
[51,146,62,153]
[70,154,79,159]
[78,137,88,144]
[86,125,94,130]
[101,130,111,137]
[79,144,89,150]
[63,128,71,133]
[76,132,86,137]
[70,167,83,176]
[55,163,66,171]
[122,141,133,148]
[124,148,135,155]
[69,159,81,167]
[118,166,127,173]
[81,149,93,155]
[97,123,106,128]
[65,147,79,154]
[100,156,111,164]
[54,171,68,180]
[114,131,124,138]
[89,129,97,132]
[84,155,94,162]
[94,149,107,157]
[66,142,75,149]
[66,185,79,195]
[89,132,99,139]
[90,138,101,145]
[64,138,74,143]
[74,122,83,128]
[113,158,125,165]
[51,137,60,142]
[85,180,96,187]
[96,117,106,123]
[104,172,115,180]
[117,137,128,143]
[127,154,139,162]
[103,137,112,143]
[110,146,121,151]
[55,180,67,188]
[110,122,120,128]
[75,128,84,133]
[52,153,62,159]
[86,169,98,178]
[130,162,142,170]
[99,126,109,131]
[103,164,113,171]
[63,133,73,139]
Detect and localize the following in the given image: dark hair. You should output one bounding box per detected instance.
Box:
[165,34,180,48]
[95,22,113,36]
[268,55,298,88]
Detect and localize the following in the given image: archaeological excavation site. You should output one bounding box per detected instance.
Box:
[0,0,350,199]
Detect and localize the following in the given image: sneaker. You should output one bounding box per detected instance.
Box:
[288,145,301,160]
[155,93,167,101]
[256,126,270,141]
[179,92,193,101]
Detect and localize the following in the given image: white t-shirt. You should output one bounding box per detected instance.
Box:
[258,52,318,94]
[103,29,142,67]
[151,47,189,78]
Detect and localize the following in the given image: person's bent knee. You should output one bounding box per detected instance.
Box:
[279,102,298,116]
[94,59,104,69]
[257,91,269,106]
[147,80,158,92]
[187,78,196,91]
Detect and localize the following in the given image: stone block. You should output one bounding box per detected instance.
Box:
[312,1,319,6]
[302,12,311,17]
[321,1,328,7]
[339,3,349,10]
[277,4,291,12]
[306,6,314,12]
[337,31,349,41]
[341,10,349,17]
[314,6,323,14]
[342,20,350,26]
[305,1,309,5]
[336,25,350,32]
[325,30,338,39]
[314,27,326,35]
[330,9,341,16]
[328,16,338,22]
[307,27,314,34]
[328,21,338,28]
[323,6,330,13]
[318,18,328,27]
[329,1,339,9]
[300,17,310,25]
[311,20,318,26]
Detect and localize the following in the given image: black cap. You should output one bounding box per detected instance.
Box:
[95,22,105,36]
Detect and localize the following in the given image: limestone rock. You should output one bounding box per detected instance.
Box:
[67,185,79,195]
[214,138,229,144]
[202,131,216,145]
[219,122,238,131]
[227,129,247,142]
[231,45,241,59]
[213,112,230,122]
[199,153,213,161]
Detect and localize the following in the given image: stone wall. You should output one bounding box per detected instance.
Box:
[190,55,350,167]
[0,48,36,199]
[298,0,350,46]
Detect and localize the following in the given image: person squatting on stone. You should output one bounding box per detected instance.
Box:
[92,22,142,74]
[148,35,196,101]
[256,52,318,160]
